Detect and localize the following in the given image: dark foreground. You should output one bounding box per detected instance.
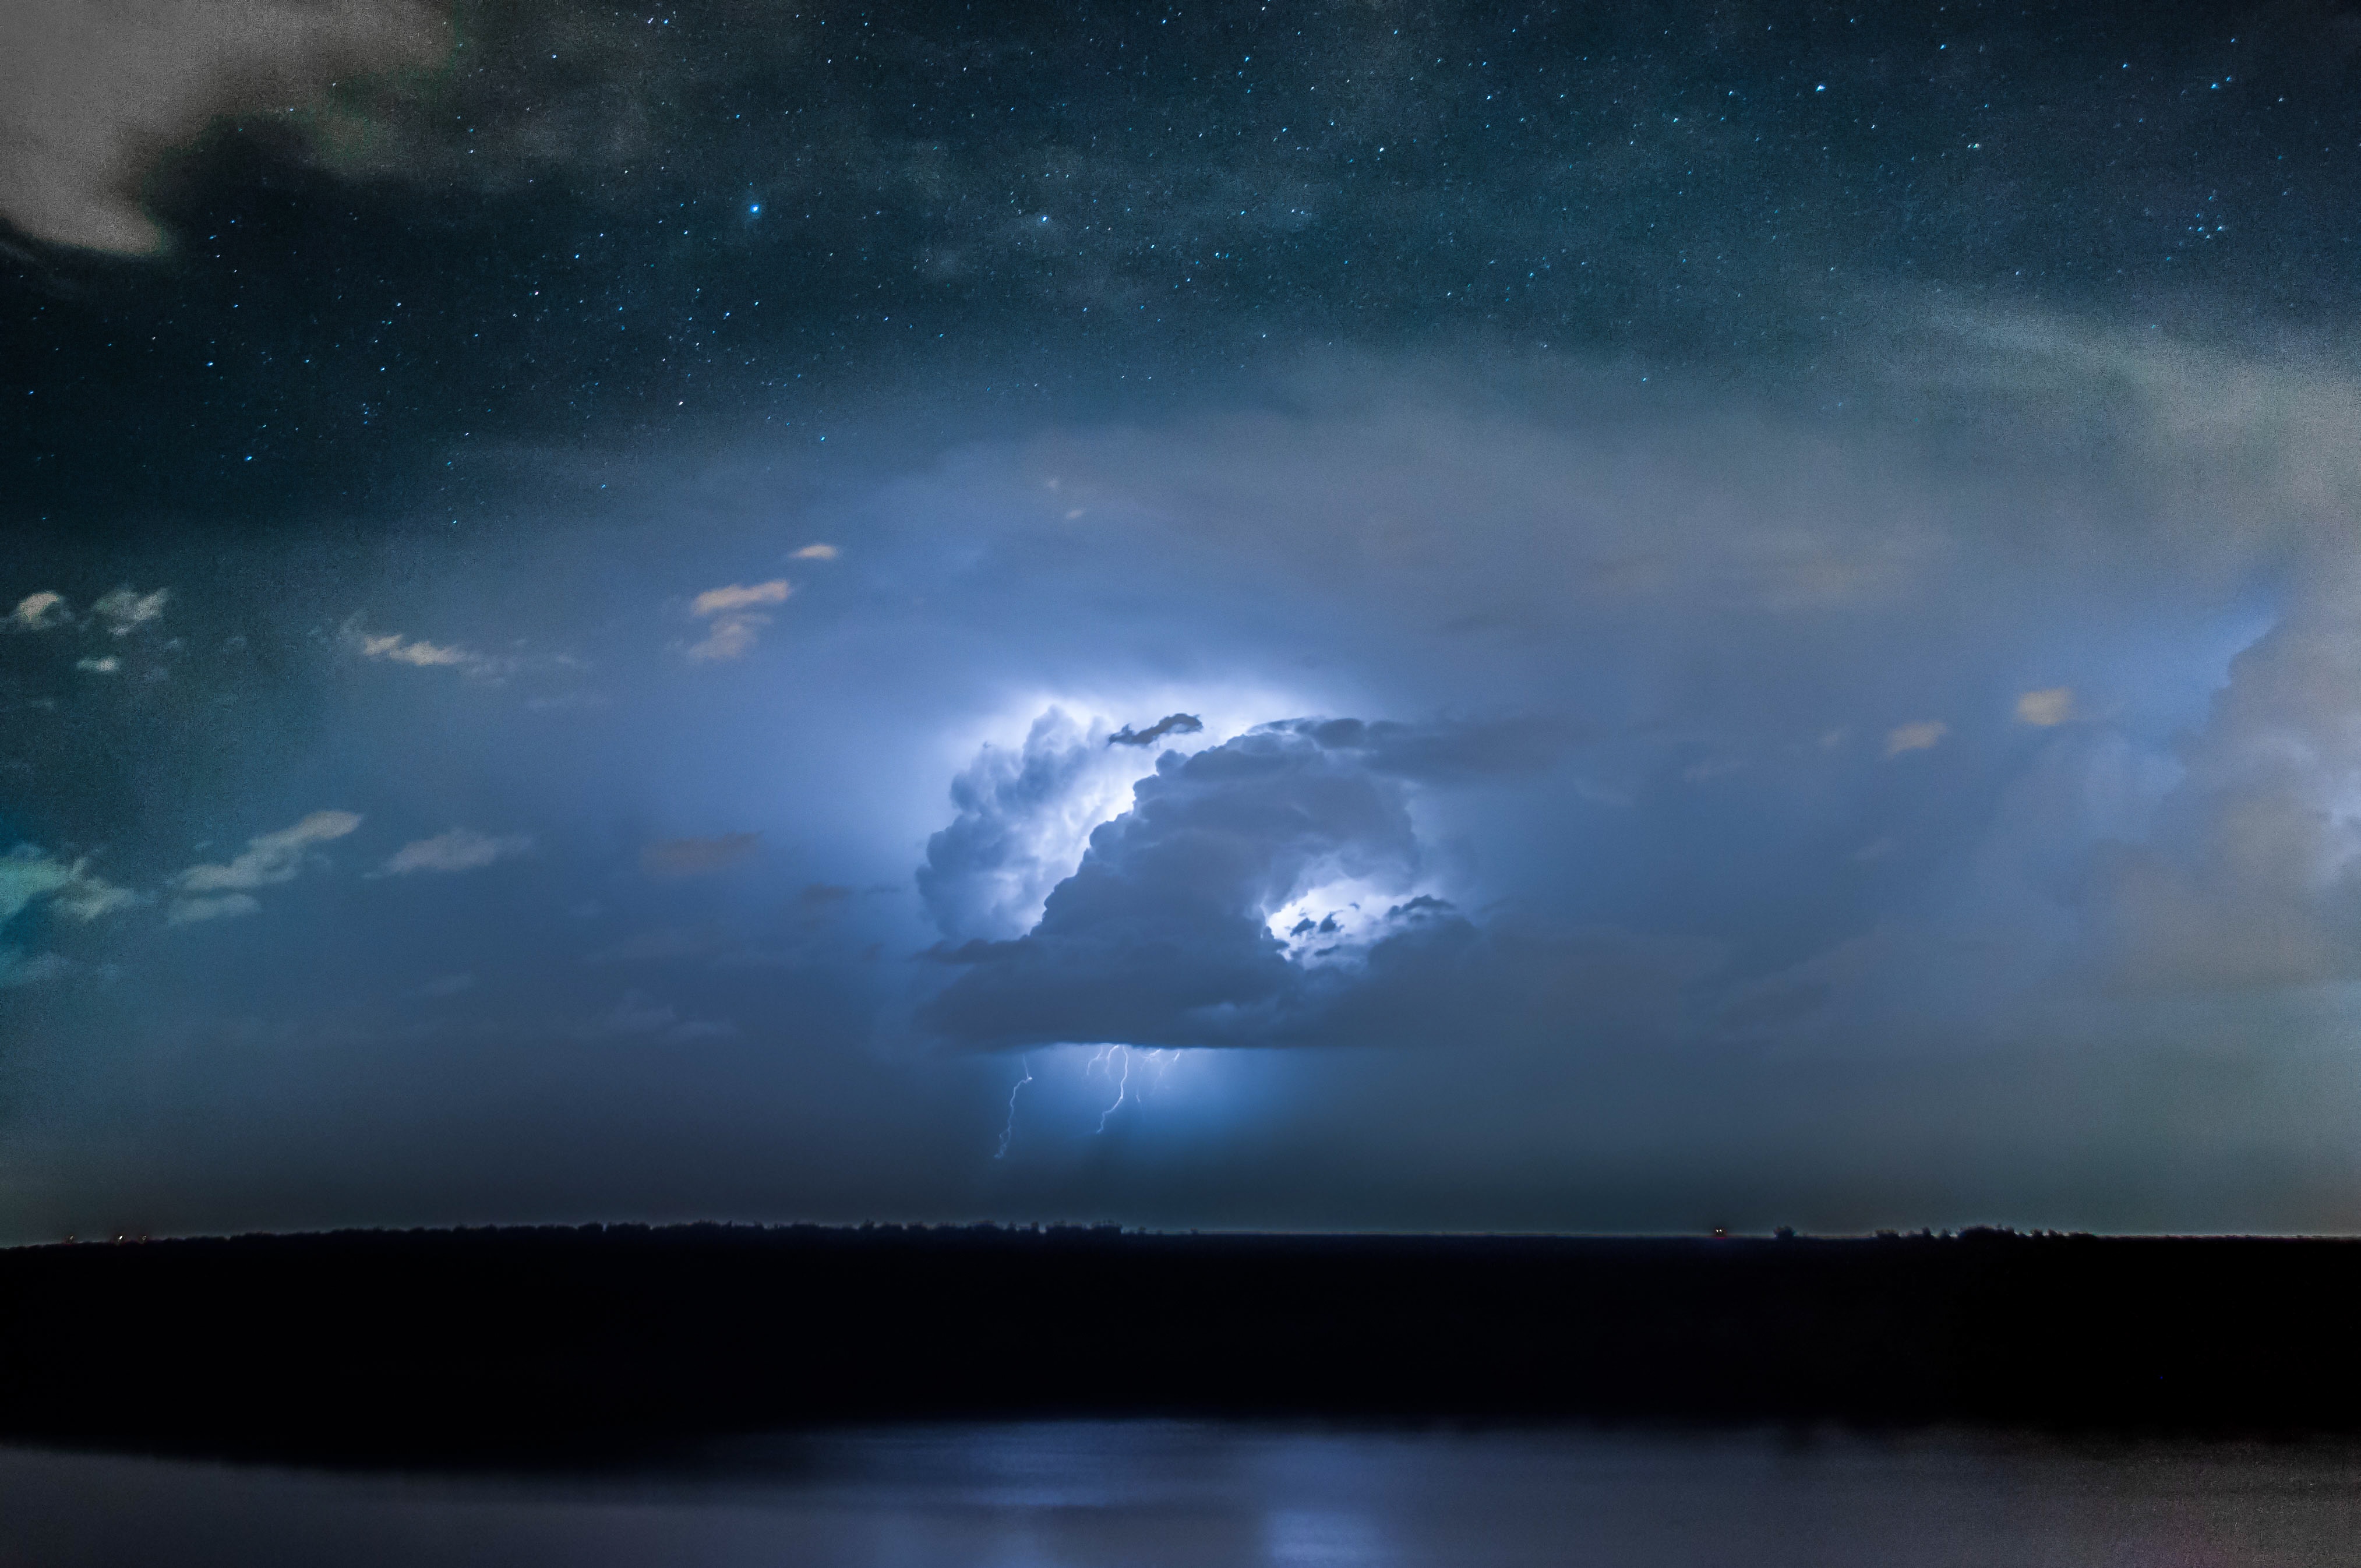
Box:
[2,1226,2357,1463]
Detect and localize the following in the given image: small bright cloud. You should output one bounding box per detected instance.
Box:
[375,828,532,877]
[76,656,119,673]
[790,543,839,560]
[7,592,66,631]
[1883,720,1949,757]
[690,580,792,616]
[91,585,168,635]
[174,810,362,895]
[2015,686,2076,726]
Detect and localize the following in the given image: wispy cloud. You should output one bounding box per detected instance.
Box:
[91,585,168,635]
[374,828,532,877]
[343,619,486,671]
[168,810,361,923]
[686,579,791,662]
[582,990,740,1045]
[166,892,261,926]
[690,581,792,617]
[1,845,141,927]
[790,543,840,560]
[0,948,72,987]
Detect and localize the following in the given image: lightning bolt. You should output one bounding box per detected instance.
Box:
[1093,1044,1133,1133]
[994,1054,1034,1160]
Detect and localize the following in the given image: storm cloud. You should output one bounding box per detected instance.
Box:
[922,717,1594,1050]
[13,0,2361,1241]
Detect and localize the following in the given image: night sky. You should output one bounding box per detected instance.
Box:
[7,0,2361,1242]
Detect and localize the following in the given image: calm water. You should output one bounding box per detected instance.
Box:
[3,1424,2357,1566]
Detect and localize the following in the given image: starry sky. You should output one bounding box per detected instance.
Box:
[6,0,2361,1241]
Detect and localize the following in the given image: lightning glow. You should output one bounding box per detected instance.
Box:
[987,1043,1223,1159]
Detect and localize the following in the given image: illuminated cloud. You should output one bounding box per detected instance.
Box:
[686,579,791,662]
[920,716,1580,1049]
[6,591,66,631]
[2015,687,2075,726]
[75,656,118,674]
[91,585,167,635]
[640,832,760,879]
[918,709,1157,941]
[374,828,532,877]
[0,0,446,255]
[790,543,840,560]
[1883,721,1949,758]
[2086,599,2361,990]
[170,810,362,924]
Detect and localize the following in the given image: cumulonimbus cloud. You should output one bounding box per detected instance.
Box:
[0,0,447,255]
[918,716,1585,1050]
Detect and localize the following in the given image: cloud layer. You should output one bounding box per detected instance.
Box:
[0,0,446,253]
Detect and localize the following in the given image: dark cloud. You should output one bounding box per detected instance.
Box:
[1107,714,1204,749]
[0,0,447,254]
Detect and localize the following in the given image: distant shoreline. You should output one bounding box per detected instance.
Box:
[5,1225,2356,1465]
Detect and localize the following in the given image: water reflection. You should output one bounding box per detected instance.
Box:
[4,1423,2356,1566]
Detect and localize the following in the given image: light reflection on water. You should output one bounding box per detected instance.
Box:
[3,1423,2358,1566]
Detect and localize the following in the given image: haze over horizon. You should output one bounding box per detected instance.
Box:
[8,0,2361,1243]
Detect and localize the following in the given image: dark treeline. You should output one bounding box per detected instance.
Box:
[2,1225,2357,1464]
